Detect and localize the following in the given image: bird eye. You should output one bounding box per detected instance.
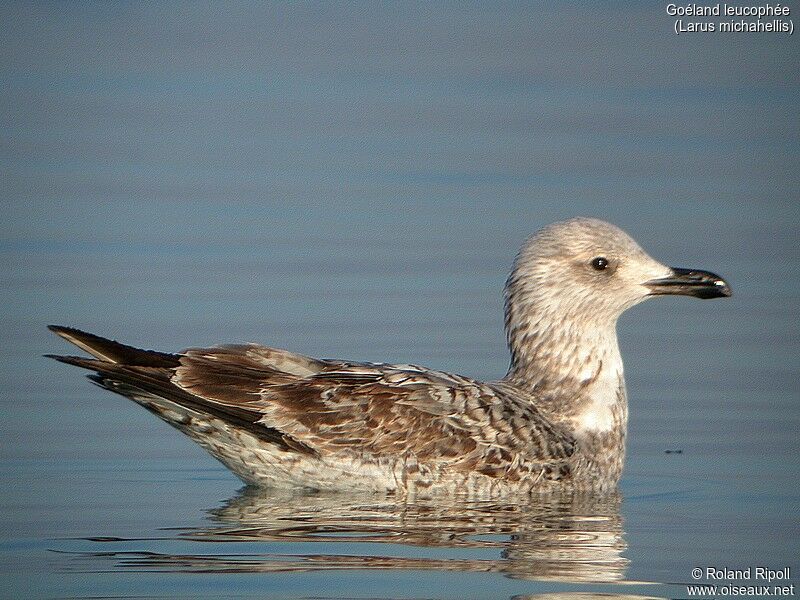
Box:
[591,257,609,271]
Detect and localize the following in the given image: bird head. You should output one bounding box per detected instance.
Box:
[506,217,731,329]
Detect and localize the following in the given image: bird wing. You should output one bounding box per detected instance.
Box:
[47,326,575,478]
[173,344,576,476]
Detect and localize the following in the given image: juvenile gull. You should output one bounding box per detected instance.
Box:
[47,218,731,495]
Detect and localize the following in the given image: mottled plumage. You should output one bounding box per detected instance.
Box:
[48,218,731,496]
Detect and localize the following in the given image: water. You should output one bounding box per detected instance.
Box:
[2,2,799,599]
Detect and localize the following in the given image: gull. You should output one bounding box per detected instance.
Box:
[47,218,731,496]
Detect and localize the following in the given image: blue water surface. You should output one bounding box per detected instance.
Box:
[1,2,798,599]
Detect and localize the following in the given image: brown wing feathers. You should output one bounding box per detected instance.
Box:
[173,346,315,408]
[47,326,575,480]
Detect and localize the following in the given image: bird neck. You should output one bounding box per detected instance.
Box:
[502,300,628,437]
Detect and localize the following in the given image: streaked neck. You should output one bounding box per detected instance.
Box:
[503,298,627,437]
[505,316,622,392]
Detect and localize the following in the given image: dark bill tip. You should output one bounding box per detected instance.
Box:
[646,267,732,299]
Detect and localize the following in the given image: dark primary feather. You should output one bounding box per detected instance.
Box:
[47,325,180,367]
[47,327,576,483]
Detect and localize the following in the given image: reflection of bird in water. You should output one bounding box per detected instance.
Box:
[79,489,625,582]
[48,218,730,495]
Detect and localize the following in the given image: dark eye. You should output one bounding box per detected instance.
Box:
[591,257,609,271]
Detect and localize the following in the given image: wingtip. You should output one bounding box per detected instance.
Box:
[47,324,82,339]
[46,325,182,367]
[47,325,101,356]
[46,325,118,361]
